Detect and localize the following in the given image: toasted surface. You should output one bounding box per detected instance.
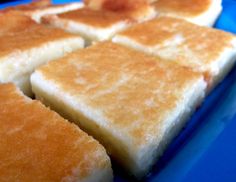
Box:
[84,0,158,10]
[31,42,206,177]
[83,0,156,21]
[42,8,134,41]
[0,83,112,182]
[153,0,212,16]
[152,0,222,26]
[113,17,236,79]
[84,0,148,10]
[0,12,81,58]
[33,42,201,138]
[56,7,131,28]
[42,5,156,41]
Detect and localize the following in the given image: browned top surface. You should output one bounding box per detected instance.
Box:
[84,0,153,20]
[117,17,235,71]
[84,0,148,11]
[0,83,110,182]
[37,42,202,146]
[153,0,213,17]
[57,7,131,28]
[0,12,80,58]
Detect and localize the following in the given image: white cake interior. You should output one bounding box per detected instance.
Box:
[0,37,84,96]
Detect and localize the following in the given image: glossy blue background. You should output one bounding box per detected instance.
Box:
[0,0,236,181]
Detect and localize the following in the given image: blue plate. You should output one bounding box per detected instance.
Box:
[0,1,236,181]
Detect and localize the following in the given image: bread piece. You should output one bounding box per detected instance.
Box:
[3,0,84,23]
[0,83,113,182]
[152,0,222,26]
[113,17,236,89]
[31,42,207,178]
[42,6,156,42]
[0,12,84,96]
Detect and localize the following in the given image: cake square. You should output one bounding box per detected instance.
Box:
[0,12,84,96]
[113,17,236,89]
[0,83,112,182]
[31,42,206,178]
[42,4,156,42]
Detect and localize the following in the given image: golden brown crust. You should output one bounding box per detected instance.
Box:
[37,42,202,145]
[84,0,148,11]
[117,16,235,69]
[153,0,213,17]
[83,0,154,20]
[57,7,132,28]
[0,83,111,182]
[0,12,80,58]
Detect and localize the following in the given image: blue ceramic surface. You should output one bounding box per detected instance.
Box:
[0,1,236,181]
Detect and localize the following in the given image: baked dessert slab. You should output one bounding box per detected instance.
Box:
[42,8,133,42]
[152,0,222,26]
[3,0,84,23]
[113,17,236,89]
[0,12,84,96]
[31,42,207,178]
[42,5,156,42]
[0,83,113,182]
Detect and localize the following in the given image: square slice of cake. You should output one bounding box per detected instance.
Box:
[0,83,113,182]
[152,0,222,26]
[31,42,206,178]
[113,17,236,89]
[3,0,84,23]
[42,5,156,42]
[0,12,84,96]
